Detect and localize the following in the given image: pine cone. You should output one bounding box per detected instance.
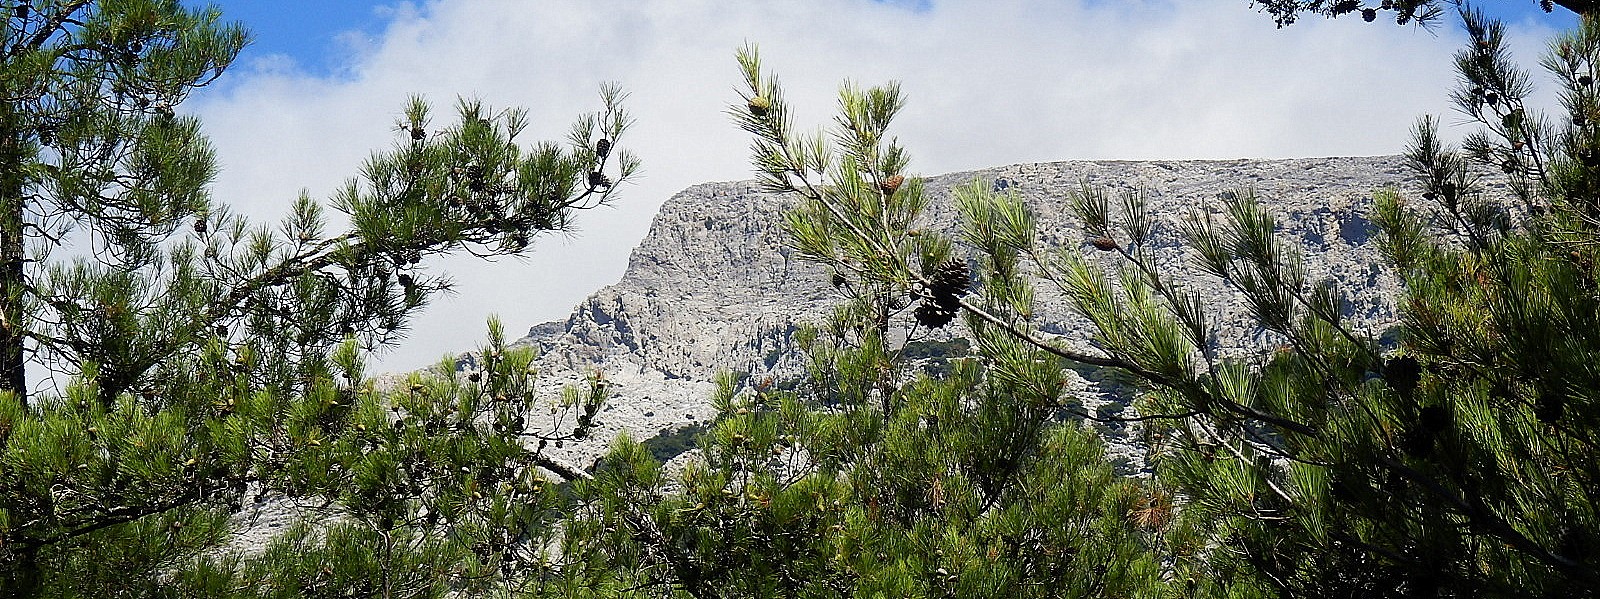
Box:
[596,138,612,158]
[1418,404,1452,433]
[1535,390,1564,423]
[465,164,487,192]
[1361,8,1376,21]
[880,174,905,195]
[912,260,968,329]
[1090,236,1118,252]
[1382,355,1421,396]
[588,171,611,189]
[748,96,772,117]
[914,301,958,329]
[1401,426,1433,458]
[410,126,426,141]
[927,259,969,300]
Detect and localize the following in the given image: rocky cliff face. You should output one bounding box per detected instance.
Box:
[515,156,1483,467]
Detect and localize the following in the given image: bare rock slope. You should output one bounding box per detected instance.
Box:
[517,156,1472,466]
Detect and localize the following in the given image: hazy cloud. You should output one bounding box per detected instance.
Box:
[187,0,1564,371]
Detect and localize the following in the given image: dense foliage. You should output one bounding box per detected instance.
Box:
[589,5,1600,597]
[0,1,634,596]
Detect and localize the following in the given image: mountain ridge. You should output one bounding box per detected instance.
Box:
[504,155,1466,467]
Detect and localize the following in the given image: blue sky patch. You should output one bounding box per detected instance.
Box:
[191,0,392,76]
[193,1,1578,80]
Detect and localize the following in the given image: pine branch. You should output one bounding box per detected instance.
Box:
[16,488,200,551]
[1554,0,1599,15]
[531,453,590,482]
[1065,406,1203,424]
[21,1,93,52]
[1374,454,1592,580]
[618,506,718,599]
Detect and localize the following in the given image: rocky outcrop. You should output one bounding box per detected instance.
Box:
[515,156,1480,467]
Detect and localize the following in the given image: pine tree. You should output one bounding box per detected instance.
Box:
[164,320,612,599]
[567,46,1170,599]
[1139,7,1599,595]
[0,1,637,596]
[615,5,1600,597]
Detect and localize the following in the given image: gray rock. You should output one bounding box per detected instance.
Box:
[517,156,1455,468]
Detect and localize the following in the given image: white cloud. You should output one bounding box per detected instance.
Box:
[186,0,1565,372]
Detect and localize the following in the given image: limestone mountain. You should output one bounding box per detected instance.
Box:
[509,155,1482,468]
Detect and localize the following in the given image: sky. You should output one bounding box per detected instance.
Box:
[177,0,1579,372]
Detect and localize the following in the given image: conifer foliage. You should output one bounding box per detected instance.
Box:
[0,1,635,596]
[611,5,1600,596]
[573,46,1169,599]
[1138,8,1600,595]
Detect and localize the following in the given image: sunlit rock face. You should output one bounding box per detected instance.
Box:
[514,156,1485,468]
